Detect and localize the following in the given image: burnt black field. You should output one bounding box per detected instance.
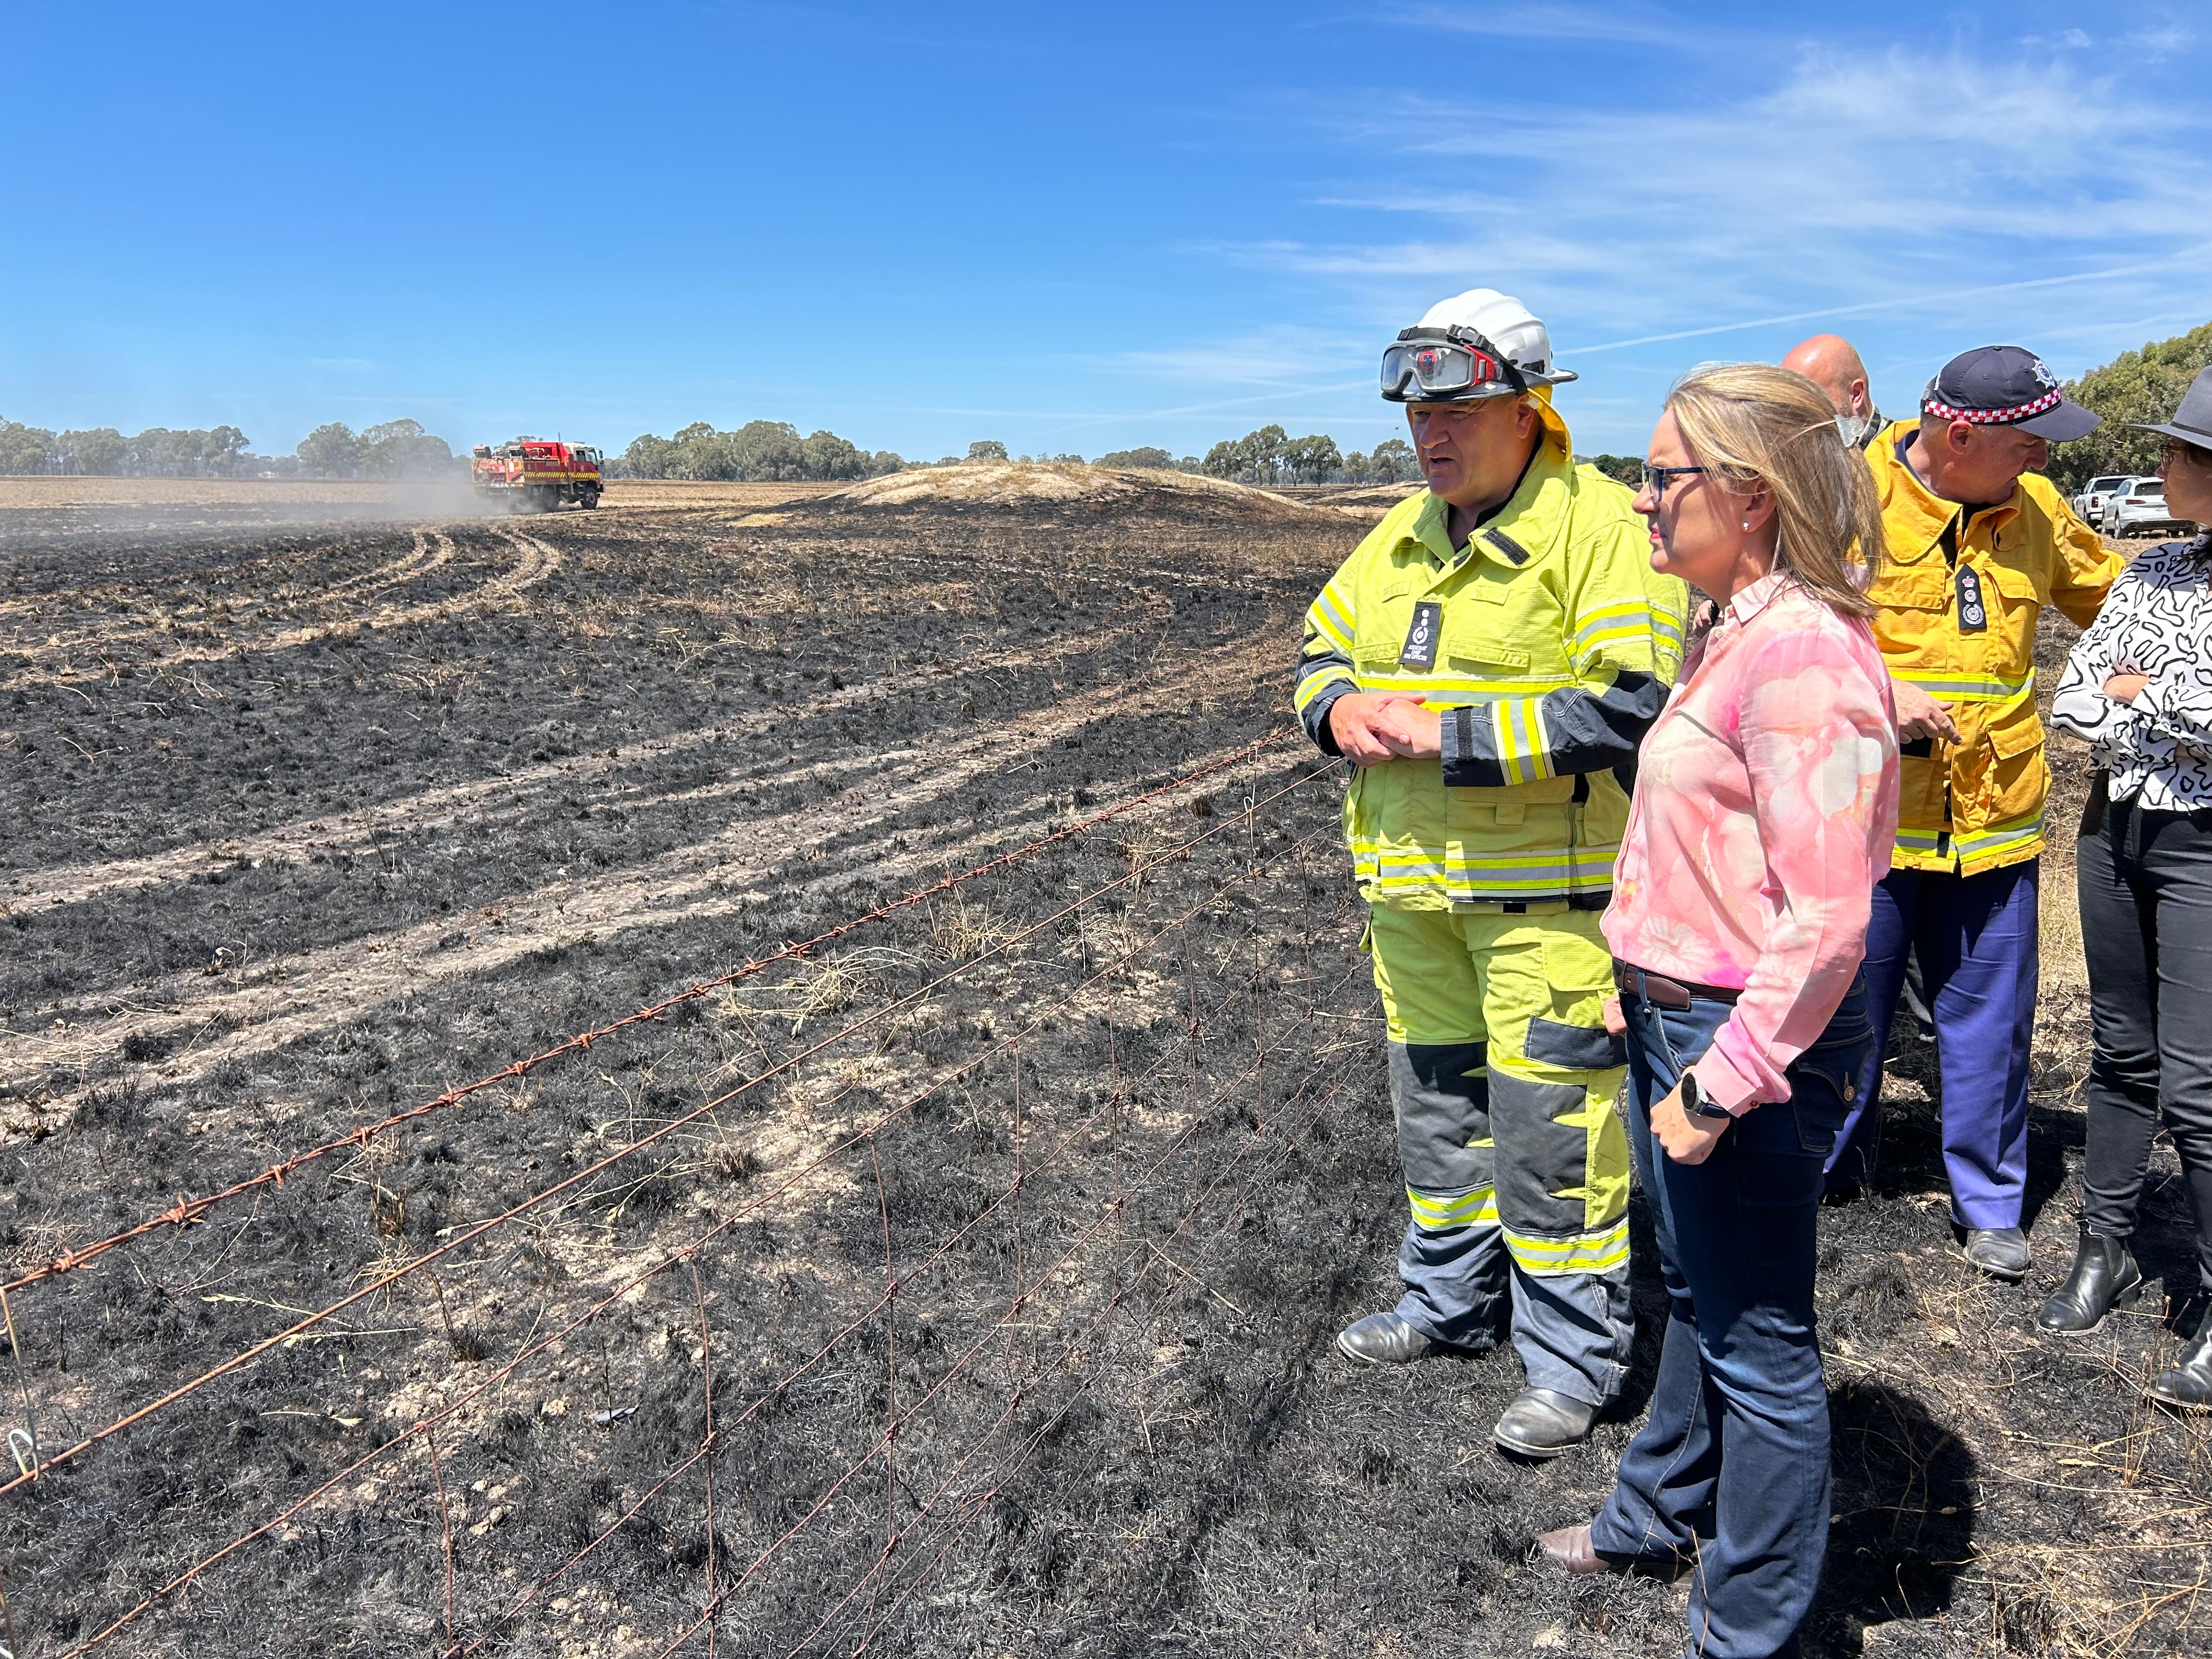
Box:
[0,483,2204,1658]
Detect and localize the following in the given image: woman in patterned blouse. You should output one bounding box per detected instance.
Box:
[1536,364,1900,1659]
[2042,365,2212,1412]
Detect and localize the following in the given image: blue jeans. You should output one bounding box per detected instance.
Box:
[1592,973,1871,1659]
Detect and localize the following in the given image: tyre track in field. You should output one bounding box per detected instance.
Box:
[3,526,559,691]
[1,628,1296,1121]
[4,590,1177,915]
[0,527,452,645]
[309,525,458,605]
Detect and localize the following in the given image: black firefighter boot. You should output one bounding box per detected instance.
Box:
[2149,1311,2212,1412]
[2036,1228,2143,1335]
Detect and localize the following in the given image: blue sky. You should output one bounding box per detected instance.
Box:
[5,2,2209,462]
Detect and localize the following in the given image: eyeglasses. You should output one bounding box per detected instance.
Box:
[1380,325,1527,402]
[1640,462,1708,500]
[2164,439,2211,467]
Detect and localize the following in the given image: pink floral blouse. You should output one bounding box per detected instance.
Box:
[1603,572,1901,1113]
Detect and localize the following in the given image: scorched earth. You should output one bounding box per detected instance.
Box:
[0,467,2202,1658]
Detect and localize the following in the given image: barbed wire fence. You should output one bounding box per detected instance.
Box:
[0,735,1381,1656]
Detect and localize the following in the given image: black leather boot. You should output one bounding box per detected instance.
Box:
[2035,1228,2142,1334]
[1494,1388,1598,1458]
[2148,1312,2212,1412]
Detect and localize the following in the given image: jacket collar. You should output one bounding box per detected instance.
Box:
[1867,418,2023,561]
[1400,434,1579,573]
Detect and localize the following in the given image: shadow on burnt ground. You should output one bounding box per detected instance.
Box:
[0,501,2207,1658]
[1813,1379,1980,1657]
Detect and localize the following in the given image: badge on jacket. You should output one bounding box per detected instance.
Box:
[1956,565,1988,632]
[1400,601,1442,669]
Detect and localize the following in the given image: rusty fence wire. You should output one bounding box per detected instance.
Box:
[0,738,1379,1657]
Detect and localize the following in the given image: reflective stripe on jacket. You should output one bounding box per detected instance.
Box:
[1864,421,2121,875]
[1295,436,1688,909]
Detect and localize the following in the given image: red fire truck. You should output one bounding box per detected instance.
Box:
[470,438,604,512]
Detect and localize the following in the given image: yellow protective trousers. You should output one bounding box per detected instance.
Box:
[1365,902,1633,1404]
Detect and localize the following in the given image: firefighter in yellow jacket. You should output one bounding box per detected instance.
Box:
[1826,347,2122,1281]
[1295,289,1687,1457]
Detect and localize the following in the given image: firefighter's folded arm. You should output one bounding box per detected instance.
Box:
[1437,667,1668,789]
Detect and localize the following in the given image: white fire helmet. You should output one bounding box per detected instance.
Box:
[1380,288,1578,403]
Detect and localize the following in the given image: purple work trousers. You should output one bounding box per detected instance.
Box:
[1825,860,2039,1229]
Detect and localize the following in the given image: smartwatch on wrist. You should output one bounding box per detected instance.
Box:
[1679,1070,1733,1122]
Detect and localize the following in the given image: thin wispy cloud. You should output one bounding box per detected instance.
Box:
[1153,19,2212,452]
[1246,41,2212,335]
[1382,2,1702,49]
[2128,24,2196,55]
[1084,323,1373,388]
[1560,255,2212,358]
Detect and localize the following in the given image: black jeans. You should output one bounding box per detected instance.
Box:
[1593,975,1872,1659]
[2078,792,2212,1291]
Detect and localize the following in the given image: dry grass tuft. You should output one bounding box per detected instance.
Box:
[713,945,924,1034]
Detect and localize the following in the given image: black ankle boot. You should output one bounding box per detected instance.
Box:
[2035,1229,2142,1334]
[2149,1313,2212,1412]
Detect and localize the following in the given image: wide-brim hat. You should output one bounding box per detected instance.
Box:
[2130,365,2212,448]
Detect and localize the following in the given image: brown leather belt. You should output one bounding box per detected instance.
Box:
[1613,962,1742,1009]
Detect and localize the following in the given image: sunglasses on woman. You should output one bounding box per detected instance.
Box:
[1640,462,1708,500]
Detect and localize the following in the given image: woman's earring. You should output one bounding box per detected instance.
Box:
[1741,520,1752,531]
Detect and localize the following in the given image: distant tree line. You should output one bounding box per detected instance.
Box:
[901,427,1425,485]
[939,441,1208,469]
[291,420,461,477]
[21,327,2196,495]
[2049,321,2212,491]
[1200,425,1418,486]
[1581,454,1644,487]
[951,440,1105,466]
[0,421,251,477]
[614,421,903,481]
[0,416,462,478]
[1095,445,1201,470]
[0,405,1657,494]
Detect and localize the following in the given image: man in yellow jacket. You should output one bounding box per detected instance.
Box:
[1830,347,2122,1278]
[1295,288,1686,1457]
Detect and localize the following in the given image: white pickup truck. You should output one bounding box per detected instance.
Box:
[2072,473,2130,523]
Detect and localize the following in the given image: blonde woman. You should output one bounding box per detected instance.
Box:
[1538,364,1900,1659]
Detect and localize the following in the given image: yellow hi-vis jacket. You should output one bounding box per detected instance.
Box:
[1864,420,2121,875]
[1295,436,1686,910]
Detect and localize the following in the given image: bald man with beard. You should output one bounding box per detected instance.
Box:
[1782,334,1884,449]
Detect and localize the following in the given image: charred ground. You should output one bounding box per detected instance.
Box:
[0,481,2203,1657]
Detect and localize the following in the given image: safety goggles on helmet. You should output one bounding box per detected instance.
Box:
[1380,325,1529,403]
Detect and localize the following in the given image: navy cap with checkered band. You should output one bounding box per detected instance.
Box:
[1921,345,2103,442]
